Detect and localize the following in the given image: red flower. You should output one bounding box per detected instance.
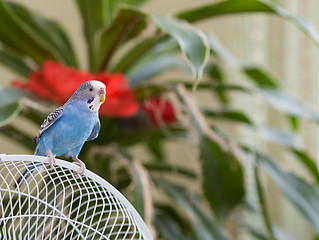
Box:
[95,73,138,117]
[142,96,176,126]
[12,61,138,117]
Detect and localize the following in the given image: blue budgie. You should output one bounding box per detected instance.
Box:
[15,80,106,187]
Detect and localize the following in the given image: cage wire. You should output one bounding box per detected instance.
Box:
[0,154,153,240]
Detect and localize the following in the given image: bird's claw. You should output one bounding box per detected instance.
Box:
[47,150,56,170]
[72,156,86,177]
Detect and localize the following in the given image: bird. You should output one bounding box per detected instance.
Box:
[15,80,106,187]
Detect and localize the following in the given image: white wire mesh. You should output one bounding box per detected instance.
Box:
[0,154,153,240]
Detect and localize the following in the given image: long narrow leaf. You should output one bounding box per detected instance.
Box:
[0,87,26,108]
[0,49,32,77]
[0,87,26,127]
[292,150,319,183]
[257,152,319,233]
[256,126,319,182]
[129,54,188,86]
[176,0,319,46]
[126,40,186,85]
[9,2,78,66]
[155,212,193,240]
[93,7,147,71]
[200,135,245,221]
[0,1,55,63]
[244,67,279,88]
[257,126,303,150]
[155,179,230,240]
[150,14,209,81]
[254,165,276,240]
[257,88,319,122]
[204,109,253,125]
[0,102,20,128]
[111,37,164,73]
[75,0,149,70]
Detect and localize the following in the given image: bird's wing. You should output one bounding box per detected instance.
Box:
[34,105,65,142]
[87,120,100,141]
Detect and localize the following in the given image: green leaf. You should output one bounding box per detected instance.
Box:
[155,211,193,240]
[180,82,252,93]
[244,222,298,240]
[114,11,210,83]
[176,0,277,22]
[129,54,188,86]
[150,14,209,81]
[292,150,319,183]
[254,165,276,240]
[0,102,20,128]
[200,135,245,220]
[0,87,26,127]
[176,0,319,46]
[93,7,147,71]
[273,226,299,240]
[0,1,56,63]
[258,153,319,233]
[288,115,300,132]
[207,63,229,103]
[255,127,319,182]
[155,179,230,240]
[155,203,193,236]
[75,0,111,69]
[257,126,302,150]
[243,222,268,240]
[9,2,78,66]
[257,88,319,121]
[111,37,164,73]
[75,0,148,70]
[146,140,164,161]
[244,67,279,88]
[126,40,188,85]
[0,87,26,108]
[204,109,253,125]
[0,49,32,77]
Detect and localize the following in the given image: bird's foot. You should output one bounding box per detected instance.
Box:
[72,156,86,177]
[47,150,56,170]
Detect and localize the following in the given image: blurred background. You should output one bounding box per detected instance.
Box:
[1,0,319,239]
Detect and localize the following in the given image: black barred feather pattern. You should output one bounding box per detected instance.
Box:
[33,106,65,142]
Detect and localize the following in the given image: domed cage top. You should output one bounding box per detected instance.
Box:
[0,154,153,240]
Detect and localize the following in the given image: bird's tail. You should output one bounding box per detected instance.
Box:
[15,162,43,188]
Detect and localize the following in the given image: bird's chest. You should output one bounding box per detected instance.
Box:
[53,108,97,146]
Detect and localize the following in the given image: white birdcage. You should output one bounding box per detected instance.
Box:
[0,154,153,240]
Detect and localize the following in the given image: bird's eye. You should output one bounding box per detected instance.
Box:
[89,87,93,91]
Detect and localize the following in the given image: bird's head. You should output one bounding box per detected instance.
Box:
[70,80,106,112]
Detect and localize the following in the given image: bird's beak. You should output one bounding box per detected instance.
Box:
[99,88,106,103]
